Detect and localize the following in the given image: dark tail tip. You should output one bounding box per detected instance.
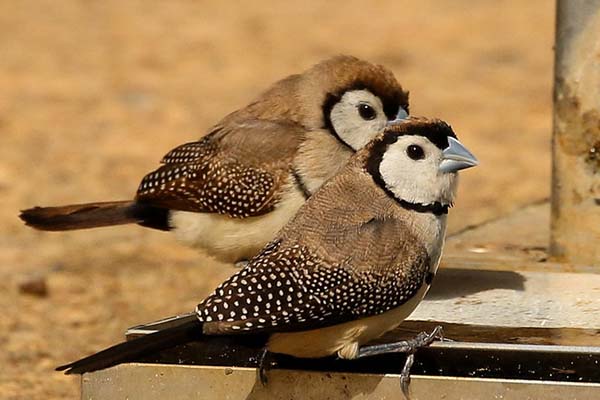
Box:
[55,364,69,373]
[20,207,47,225]
[56,318,202,375]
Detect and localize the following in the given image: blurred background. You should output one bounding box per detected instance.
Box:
[0,1,553,398]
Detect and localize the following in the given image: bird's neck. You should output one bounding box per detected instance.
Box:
[401,208,448,277]
[293,130,355,195]
[395,199,450,216]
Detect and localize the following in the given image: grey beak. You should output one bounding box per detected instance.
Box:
[439,137,479,173]
[386,107,409,125]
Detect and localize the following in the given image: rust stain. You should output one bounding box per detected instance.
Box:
[552,80,600,261]
[555,80,600,171]
[586,142,600,174]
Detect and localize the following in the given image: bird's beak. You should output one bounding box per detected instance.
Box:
[439,137,479,173]
[386,107,409,125]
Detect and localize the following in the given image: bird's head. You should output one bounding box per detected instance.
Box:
[251,55,409,151]
[305,55,409,150]
[364,117,478,211]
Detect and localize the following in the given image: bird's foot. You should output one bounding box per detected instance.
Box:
[257,348,274,386]
[356,325,444,400]
[356,325,444,357]
[234,260,249,269]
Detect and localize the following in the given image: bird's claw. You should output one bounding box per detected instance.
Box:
[356,325,445,400]
[257,348,271,386]
[415,325,444,347]
[401,325,444,399]
[400,353,415,400]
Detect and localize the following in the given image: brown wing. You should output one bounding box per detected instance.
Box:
[135,119,305,218]
[197,212,430,335]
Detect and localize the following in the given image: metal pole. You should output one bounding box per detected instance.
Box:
[551,0,600,265]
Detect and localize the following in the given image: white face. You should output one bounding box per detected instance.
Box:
[329,90,391,150]
[379,136,458,206]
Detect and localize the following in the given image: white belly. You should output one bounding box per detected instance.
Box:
[169,186,305,263]
[268,283,430,359]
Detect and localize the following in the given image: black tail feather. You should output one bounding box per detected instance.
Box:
[57,318,202,374]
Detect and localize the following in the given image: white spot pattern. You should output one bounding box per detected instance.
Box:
[136,138,277,218]
[196,239,428,333]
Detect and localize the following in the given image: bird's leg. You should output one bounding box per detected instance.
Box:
[234,260,249,269]
[257,348,273,386]
[356,325,443,357]
[356,325,444,400]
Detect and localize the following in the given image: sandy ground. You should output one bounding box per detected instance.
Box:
[0,1,554,398]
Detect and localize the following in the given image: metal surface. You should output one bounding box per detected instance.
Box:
[81,364,600,400]
[120,323,600,384]
[431,341,600,354]
[551,0,600,264]
[86,309,600,399]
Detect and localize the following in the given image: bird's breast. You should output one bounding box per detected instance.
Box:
[406,212,447,277]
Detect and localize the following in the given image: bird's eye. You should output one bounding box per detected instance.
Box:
[407,145,425,160]
[357,103,377,120]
